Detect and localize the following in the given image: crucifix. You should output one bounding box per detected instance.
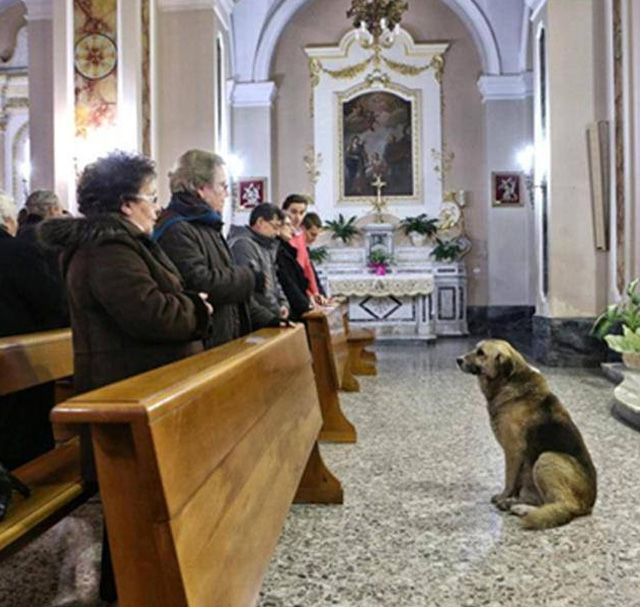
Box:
[370,174,388,222]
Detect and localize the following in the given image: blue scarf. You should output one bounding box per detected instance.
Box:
[152,191,223,241]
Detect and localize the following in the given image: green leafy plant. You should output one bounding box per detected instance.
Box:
[367,249,392,275]
[325,214,359,245]
[398,213,439,237]
[592,278,640,353]
[309,246,329,265]
[430,238,462,262]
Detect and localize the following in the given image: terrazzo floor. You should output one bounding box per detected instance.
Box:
[1,338,639,607]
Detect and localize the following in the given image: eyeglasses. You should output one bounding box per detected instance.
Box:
[133,193,159,205]
[213,182,230,192]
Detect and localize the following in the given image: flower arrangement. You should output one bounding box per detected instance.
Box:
[325,214,359,245]
[592,278,640,364]
[430,237,463,262]
[368,249,392,275]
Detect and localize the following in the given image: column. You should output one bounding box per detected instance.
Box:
[230,81,277,224]
[25,0,55,190]
[530,0,608,365]
[155,2,218,205]
[477,74,536,341]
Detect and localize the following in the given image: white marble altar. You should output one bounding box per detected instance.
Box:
[328,272,435,340]
[319,238,468,339]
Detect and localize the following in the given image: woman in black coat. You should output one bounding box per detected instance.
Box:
[276,216,313,321]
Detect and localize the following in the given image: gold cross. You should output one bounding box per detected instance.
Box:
[371,174,388,222]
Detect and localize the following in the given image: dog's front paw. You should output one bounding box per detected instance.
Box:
[491,494,516,511]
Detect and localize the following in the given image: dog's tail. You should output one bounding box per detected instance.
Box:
[520,502,579,530]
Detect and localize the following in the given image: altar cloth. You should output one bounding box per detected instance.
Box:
[328,273,435,298]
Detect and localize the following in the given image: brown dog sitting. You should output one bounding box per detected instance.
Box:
[456,339,597,530]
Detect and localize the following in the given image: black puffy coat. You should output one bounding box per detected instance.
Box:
[276,238,311,321]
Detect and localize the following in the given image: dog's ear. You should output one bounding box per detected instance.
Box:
[496,353,515,378]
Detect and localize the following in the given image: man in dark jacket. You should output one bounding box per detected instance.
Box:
[0,192,67,469]
[155,150,274,349]
[0,192,68,337]
[228,204,289,321]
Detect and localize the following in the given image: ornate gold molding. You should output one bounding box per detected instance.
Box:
[381,53,444,83]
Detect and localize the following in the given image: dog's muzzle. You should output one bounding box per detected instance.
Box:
[456,357,480,375]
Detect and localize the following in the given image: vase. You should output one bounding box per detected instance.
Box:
[409,232,426,247]
[622,352,640,371]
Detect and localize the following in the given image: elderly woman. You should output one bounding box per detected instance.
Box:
[155,149,275,348]
[40,151,212,393]
[40,151,212,603]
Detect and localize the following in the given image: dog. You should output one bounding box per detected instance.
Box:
[456,339,597,530]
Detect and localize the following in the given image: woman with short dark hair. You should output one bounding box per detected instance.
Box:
[41,151,212,394]
[40,151,213,603]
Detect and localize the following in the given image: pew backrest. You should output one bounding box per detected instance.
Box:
[51,326,323,607]
[0,329,72,396]
[0,328,85,559]
[304,303,349,390]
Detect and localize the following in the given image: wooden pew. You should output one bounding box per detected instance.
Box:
[0,329,86,558]
[343,313,378,378]
[51,326,342,607]
[303,304,357,443]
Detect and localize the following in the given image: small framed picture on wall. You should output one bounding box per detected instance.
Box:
[235,177,267,210]
[492,172,523,207]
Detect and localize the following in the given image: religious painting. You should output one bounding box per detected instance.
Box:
[491,172,523,207]
[235,178,267,210]
[339,88,419,203]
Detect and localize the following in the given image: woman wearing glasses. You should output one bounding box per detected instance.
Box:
[40,151,213,395]
[154,149,273,349]
[40,150,213,602]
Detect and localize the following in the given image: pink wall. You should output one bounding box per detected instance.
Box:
[271,0,488,304]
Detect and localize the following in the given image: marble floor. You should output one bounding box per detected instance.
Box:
[1,338,639,607]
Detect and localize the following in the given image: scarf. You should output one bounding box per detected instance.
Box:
[153,191,223,241]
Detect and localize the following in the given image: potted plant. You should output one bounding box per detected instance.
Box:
[430,237,463,263]
[592,278,640,369]
[368,249,392,275]
[398,213,439,246]
[325,214,359,246]
[309,245,329,265]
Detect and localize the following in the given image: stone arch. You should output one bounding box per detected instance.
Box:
[252,0,501,81]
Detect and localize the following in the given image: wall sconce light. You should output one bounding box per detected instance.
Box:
[516,144,547,208]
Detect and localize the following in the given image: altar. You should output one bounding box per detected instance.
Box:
[328,272,436,340]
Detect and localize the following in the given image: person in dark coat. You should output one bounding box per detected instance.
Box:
[39,151,213,604]
[0,192,68,338]
[154,149,276,349]
[0,192,68,471]
[228,204,289,321]
[276,215,313,321]
[15,190,69,329]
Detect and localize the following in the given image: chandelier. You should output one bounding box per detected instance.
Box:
[347,0,409,47]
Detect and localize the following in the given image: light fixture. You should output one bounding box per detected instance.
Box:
[226,153,244,179]
[347,0,409,48]
[516,144,547,208]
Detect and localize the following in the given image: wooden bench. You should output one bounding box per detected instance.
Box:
[343,313,377,380]
[0,329,87,558]
[303,304,357,443]
[51,326,342,607]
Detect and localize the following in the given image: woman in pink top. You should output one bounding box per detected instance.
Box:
[282,194,320,296]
